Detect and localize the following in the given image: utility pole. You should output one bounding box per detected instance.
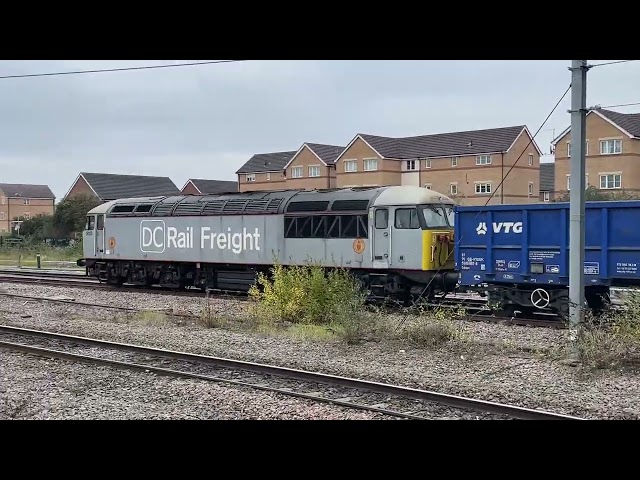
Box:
[568,60,588,356]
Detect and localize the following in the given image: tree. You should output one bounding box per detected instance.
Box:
[52,194,102,238]
[15,214,56,239]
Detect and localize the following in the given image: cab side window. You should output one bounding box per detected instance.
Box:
[375,209,388,229]
[395,208,419,229]
[96,215,104,231]
[86,216,95,230]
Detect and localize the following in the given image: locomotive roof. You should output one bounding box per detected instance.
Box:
[88,186,455,217]
[372,186,455,206]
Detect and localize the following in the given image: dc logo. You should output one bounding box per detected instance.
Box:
[140,220,166,253]
[476,222,487,235]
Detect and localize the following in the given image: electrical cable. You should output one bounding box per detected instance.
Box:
[589,60,636,68]
[0,60,246,80]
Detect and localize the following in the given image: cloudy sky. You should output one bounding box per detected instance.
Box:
[1,60,639,200]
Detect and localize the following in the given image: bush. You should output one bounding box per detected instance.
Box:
[574,293,640,369]
[248,261,368,341]
[402,305,469,348]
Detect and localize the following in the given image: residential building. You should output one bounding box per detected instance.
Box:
[0,183,56,234]
[282,143,345,190]
[551,108,640,196]
[64,172,180,202]
[539,163,555,202]
[332,125,542,205]
[181,179,238,195]
[236,151,295,192]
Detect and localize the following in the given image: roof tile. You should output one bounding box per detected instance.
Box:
[79,172,180,201]
[188,179,238,194]
[236,151,297,174]
[595,108,640,137]
[539,163,555,191]
[360,125,527,159]
[0,183,55,199]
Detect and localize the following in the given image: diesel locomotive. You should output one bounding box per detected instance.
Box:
[78,186,460,302]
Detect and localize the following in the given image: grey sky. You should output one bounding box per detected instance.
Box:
[1,60,638,200]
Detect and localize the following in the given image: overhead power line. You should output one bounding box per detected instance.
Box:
[589,60,637,68]
[594,101,640,109]
[0,60,246,80]
[395,83,573,327]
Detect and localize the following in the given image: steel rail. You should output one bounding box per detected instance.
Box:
[0,292,196,318]
[0,324,584,420]
[0,339,430,420]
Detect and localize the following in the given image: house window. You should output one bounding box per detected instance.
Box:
[344,160,357,172]
[1,197,5,205]
[308,166,320,178]
[363,159,378,171]
[600,139,622,155]
[450,183,458,195]
[528,154,533,166]
[566,174,589,190]
[451,157,458,167]
[476,155,491,165]
[600,173,622,189]
[23,212,31,220]
[424,159,432,169]
[475,182,492,194]
[424,184,432,190]
[23,198,31,205]
[543,191,550,202]
[568,140,589,157]
[266,172,271,181]
[291,166,303,178]
[406,160,417,171]
[0,212,5,220]
[246,173,256,182]
[528,182,533,196]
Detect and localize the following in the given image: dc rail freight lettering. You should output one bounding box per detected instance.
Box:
[78,186,460,303]
[78,186,640,317]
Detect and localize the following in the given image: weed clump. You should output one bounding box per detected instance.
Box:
[248,261,368,342]
[574,292,640,369]
[402,305,469,348]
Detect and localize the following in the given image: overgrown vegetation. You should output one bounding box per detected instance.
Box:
[245,261,473,347]
[0,194,98,265]
[572,292,640,369]
[247,261,369,343]
[401,305,470,348]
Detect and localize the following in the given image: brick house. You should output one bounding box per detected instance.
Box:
[181,179,238,195]
[332,125,542,205]
[236,151,296,192]
[64,172,180,202]
[0,183,55,235]
[282,143,345,190]
[551,108,640,196]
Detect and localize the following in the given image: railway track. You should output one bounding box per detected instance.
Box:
[0,292,198,319]
[0,324,583,420]
[0,270,566,328]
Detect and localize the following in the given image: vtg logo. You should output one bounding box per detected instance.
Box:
[476,221,523,235]
[141,220,166,253]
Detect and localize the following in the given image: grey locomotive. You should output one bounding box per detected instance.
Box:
[78,186,459,302]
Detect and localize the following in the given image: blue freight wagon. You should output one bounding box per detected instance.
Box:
[454,200,640,317]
